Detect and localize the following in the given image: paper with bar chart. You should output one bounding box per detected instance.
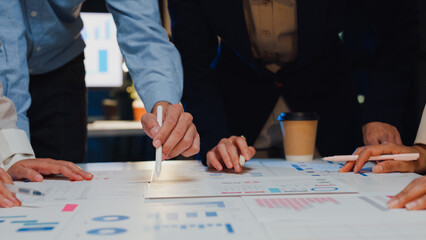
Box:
[58,198,266,240]
[242,194,417,221]
[3,160,425,240]
[0,203,77,240]
[145,176,357,199]
[152,160,276,181]
[14,181,147,204]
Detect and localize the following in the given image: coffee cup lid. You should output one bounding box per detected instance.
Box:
[277,112,319,121]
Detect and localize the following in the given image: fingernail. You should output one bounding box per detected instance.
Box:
[34,175,43,182]
[405,201,417,210]
[150,127,160,136]
[374,165,383,172]
[154,140,161,148]
[163,154,167,160]
[388,199,399,208]
[226,161,232,169]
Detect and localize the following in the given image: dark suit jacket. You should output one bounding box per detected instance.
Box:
[168,0,419,162]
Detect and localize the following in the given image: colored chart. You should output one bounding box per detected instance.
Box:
[146,176,355,199]
[242,195,396,222]
[80,12,123,88]
[254,196,340,211]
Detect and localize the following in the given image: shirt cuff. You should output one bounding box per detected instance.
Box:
[2,153,34,171]
[0,129,35,170]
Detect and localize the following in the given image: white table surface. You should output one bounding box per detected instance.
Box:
[1,159,425,240]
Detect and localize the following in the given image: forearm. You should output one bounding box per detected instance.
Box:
[106,0,183,113]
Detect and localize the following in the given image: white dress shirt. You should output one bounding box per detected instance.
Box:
[0,82,34,170]
[243,0,298,73]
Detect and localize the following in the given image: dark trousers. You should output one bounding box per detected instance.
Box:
[213,43,363,156]
[28,53,87,163]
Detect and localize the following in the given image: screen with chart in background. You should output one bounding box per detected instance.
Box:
[80,12,123,88]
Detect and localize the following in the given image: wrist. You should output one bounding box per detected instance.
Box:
[413,144,426,174]
[152,101,171,113]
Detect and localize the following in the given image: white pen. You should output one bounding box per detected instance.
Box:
[155,105,163,177]
[6,184,45,196]
[323,153,419,162]
[239,135,246,167]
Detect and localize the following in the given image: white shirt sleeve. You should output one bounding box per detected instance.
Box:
[414,104,426,146]
[0,82,35,170]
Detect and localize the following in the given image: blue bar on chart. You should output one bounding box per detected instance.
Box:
[0,216,27,219]
[17,227,55,232]
[225,224,234,233]
[11,220,38,224]
[269,188,281,193]
[205,212,218,217]
[168,201,225,208]
[186,212,198,218]
[292,164,304,171]
[98,50,108,72]
[24,222,59,226]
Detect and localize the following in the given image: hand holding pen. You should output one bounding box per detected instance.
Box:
[141,102,200,161]
[339,143,426,174]
[207,135,256,172]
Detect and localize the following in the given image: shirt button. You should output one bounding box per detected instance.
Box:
[31,11,37,17]
[36,46,42,52]
[29,69,34,74]
[263,30,271,36]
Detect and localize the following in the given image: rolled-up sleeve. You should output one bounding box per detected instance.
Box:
[0,83,34,170]
[106,0,183,113]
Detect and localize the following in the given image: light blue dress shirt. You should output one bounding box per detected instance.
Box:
[0,0,183,138]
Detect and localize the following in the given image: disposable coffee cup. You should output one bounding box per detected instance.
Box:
[277,112,319,162]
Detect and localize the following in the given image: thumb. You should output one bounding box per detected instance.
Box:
[0,168,13,184]
[248,147,256,159]
[141,113,160,139]
[373,161,415,173]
